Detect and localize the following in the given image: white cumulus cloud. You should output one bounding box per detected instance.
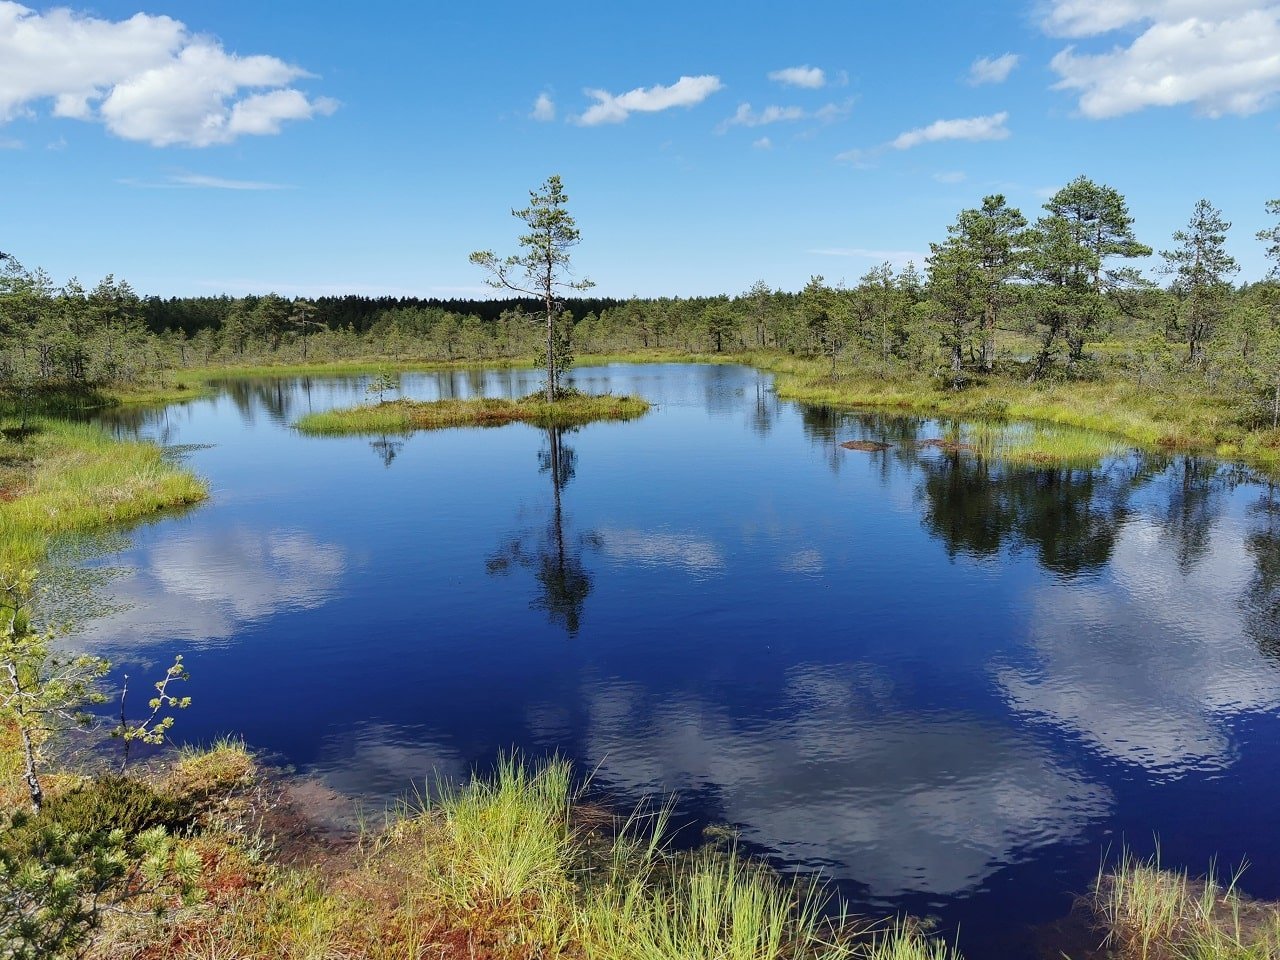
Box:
[576,74,723,126]
[0,1,335,146]
[767,65,827,88]
[969,53,1021,85]
[531,92,555,122]
[1044,0,1280,117]
[891,111,1010,149]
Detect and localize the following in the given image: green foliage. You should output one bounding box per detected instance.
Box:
[1161,199,1240,365]
[1258,199,1280,279]
[970,397,1009,421]
[1097,847,1280,960]
[0,813,128,960]
[0,801,203,960]
[365,371,400,403]
[35,775,188,840]
[295,393,650,436]
[111,654,191,768]
[0,417,207,569]
[0,569,109,812]
[470,175,595,402]
[533,311,576,394]
[1026,175,1152,373]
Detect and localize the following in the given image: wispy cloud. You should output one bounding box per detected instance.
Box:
[753,136,772,150]
[716,103,805,132]
[933,170,967,183]
[891,111,1010,149]
[576,75,723,126]
[834,146,873,167]
[0,137,22,149]
[0,3,336,146]
[718,98,854,133]
[968,53,1020,85]
[768,65,826,89]
[120,172,291,190]
[531,92,555,122]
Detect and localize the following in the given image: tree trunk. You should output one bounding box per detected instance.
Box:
[545,299,555,404]
[6,661,42,813]
[981,300,996,372]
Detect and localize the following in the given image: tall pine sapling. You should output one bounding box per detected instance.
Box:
[0,569,108,813]
[470,176,594,402]
[1161,198,1239,367]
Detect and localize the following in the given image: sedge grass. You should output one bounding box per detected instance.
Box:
[961,420,1129,468]
[770,361,1280,471]
[65,752,967,960]
[417,753,579,917]
[171,737,256,798]
[1097,847,1280,960]
[151,346,1280,471]
[294,392,650,436]
[0,417,207,568]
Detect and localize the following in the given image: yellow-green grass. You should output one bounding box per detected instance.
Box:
[1,379,214,418]
[770,361,1280,473]
[957,421,1129,469]
[170,737,257,798]
[0,417,207,568]
[81,753,962,960]
[295,393,651,436]
[1097,848,1280,960]
[196,347,1280,471]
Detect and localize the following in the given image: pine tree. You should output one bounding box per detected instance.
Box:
[1161,199,1239,366]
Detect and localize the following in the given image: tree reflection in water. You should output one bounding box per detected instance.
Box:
[487,426,597,636]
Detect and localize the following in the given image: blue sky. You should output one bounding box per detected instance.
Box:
[1,0,1278,298]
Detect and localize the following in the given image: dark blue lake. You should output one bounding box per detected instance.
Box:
[79,363,1280,959]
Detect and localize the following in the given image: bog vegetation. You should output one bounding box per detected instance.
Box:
[5,180,1280,958]
[4,179,1280,466]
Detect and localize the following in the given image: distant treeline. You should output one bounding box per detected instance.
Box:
[140,295,626,336]
[3,178,1280,422]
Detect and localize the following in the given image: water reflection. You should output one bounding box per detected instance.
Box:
[75,526,347,649]
[1000,510,1280,775]
[488,427,596,636]
[570,665,1110,901]
[369,433,406,468]
[71,365,1280,958]
[917,452,1139,575]
[1244,487,1280,657]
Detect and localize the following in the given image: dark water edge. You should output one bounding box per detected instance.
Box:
[66,363,1280,960]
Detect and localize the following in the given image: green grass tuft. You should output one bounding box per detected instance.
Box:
[1097,847,1280,960]
[294,392,651,436]
[0,417,207,568]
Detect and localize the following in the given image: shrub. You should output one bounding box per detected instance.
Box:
[36,775,188,841]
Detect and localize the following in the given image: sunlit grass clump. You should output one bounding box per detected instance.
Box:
[1097,848,1280,960]
[0,418,207,567]
[963,421,1128,468]
[171,737,257,798]
[294,391,651,436]
[768,352,1280,473]
[77,753,963,960]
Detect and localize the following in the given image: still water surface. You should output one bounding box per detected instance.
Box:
[80,364,1280,958]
